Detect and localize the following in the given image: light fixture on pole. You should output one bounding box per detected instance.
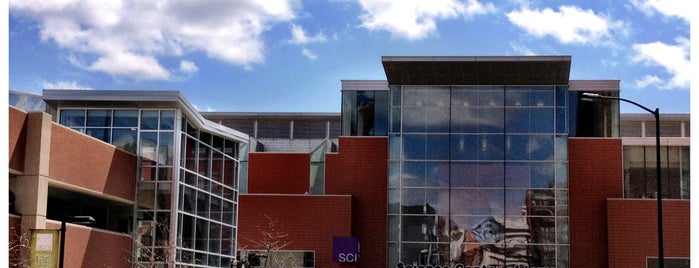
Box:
[59,215,96,268]
[582,92,663,268]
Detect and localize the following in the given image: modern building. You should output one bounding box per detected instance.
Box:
[8,55,690,268]
[10,90,249,267]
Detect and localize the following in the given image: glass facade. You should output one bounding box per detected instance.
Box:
[623,145,690,199]
[58,108,243,267]
[384,85,569,268]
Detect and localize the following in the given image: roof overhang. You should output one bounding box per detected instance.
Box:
[381,56,571,85]
[42,89,250,143]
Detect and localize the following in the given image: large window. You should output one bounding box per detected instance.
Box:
[623,145,690,199]
[59,109,138,153]
[388,85,569,268]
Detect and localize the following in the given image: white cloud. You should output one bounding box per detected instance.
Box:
[632,37,690,89]
[43,80,92,90]
[507,5,626,45]
[301,48,318,60]
[356,0,496,40]
[179,60,199,73]
[9,0,298,80]
[635,75,663,88]
[290,24,328,44]
[630,0,692,22]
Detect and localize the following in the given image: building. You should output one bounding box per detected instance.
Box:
[8,55,690,268]
[9,90,248,267]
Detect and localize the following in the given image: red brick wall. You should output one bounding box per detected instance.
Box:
[238,194,353,267]
[325,137,389,267]
[607,199,690,267]
[49,124,137,200]
[248,153,310,194]
[568,138,623,268]
[9,107,27,173]
[46,221,132,268]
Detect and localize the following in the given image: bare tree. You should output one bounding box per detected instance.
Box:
[8,226,31,268]
[129,220,177,268]
[240,215,300,268]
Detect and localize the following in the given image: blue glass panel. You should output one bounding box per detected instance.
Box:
[451,107,504,133]
[530,135,554,160]
[388,188,400,214]
[402,107,427,133]
[160,110,175,130]
[530,162,555,188]
[505,162,531,187]
[555,162,569,188]
[530,86,554,106]
[141,110,159,130]
[86,128,110,143]
[477,135,504,160]
[114,110,138,127]
[451,162,504,187]
[391,86,401,106]
[425,188,449,214]
[556,107,567,133]
[389,134,401,160]
[506,135,529,160]
[450,189,504,215]
[530,108,554,133]
[388,161,400,187]
[450,135,478,160]
[556,86,568,107]
[402,161,425,187]
[425,135,450,160]
[505,108,529,133]
[374,91,389,135]
[401,188,425,214]
[403,161,449,187]
[506,86,529,106]
[555,135,568,161]
[424,161,449,187]
[425,107,450,132]
[556,190,568,216]
[390,108,401,133]
[60,109,85,127]
[87,110,111,127]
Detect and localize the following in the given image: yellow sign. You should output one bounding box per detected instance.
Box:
[30,229,59,268]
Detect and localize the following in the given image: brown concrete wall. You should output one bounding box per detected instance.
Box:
[325,136,389,268]
[568,138,624,268]
[46,221,133,268]
[9,107,28,173]
[607,199,690,267]
[238,195,353,268]
[49,124,137,201]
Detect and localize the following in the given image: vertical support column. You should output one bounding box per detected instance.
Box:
[8,112,53,259]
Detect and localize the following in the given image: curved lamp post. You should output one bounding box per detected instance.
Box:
[582,92,663,268]
[59,215,96,268]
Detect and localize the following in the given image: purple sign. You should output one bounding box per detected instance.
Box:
[333,237,360,263]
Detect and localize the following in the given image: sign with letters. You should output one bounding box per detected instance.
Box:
[333,237,360,263]
[30,229,59,268]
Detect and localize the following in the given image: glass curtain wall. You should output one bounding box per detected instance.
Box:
[388,85,569,268]
[176,116,240,267]
[57,108,241,267]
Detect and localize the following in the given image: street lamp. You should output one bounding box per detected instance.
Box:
[582,92,663,268]
[59,215,96,268]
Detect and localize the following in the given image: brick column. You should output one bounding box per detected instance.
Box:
[9,112,53,258]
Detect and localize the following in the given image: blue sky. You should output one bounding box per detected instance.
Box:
[6,0,693,113]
